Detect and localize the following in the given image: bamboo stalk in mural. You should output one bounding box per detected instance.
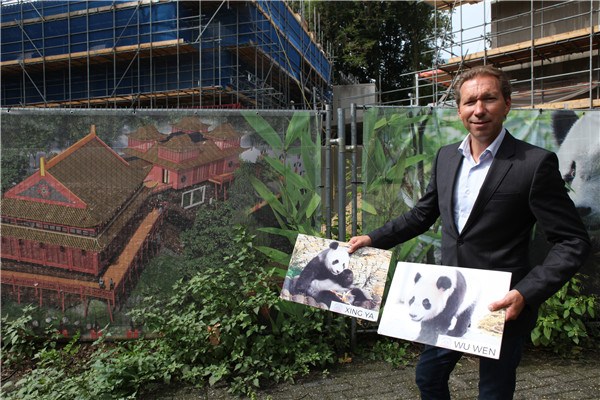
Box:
[241,111,322,266]
[361,107,445,266]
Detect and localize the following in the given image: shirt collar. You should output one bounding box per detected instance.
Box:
[458,128,507,161]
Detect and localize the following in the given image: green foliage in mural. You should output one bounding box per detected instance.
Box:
[361,107,452,269]
[504,109,557,150]
[242,111,322,266]
[180,201,243,270]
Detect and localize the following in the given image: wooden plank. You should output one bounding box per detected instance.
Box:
[421,0,481,11]
[523,98,600,110]
[1,39,191,69]
[447,26,599,64]
[0,0,165,28]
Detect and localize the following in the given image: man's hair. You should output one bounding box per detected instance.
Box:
[453,65,512,104]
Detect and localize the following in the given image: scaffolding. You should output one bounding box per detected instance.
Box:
[407,0,600,109]
[0,0,332,109]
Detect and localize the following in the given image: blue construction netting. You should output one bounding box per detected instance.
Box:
[0,0,332,106]
[1,1,189,60]
[255,0,330,82]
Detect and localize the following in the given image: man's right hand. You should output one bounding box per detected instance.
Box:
[348,235,372,254]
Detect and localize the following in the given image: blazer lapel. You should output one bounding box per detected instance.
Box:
[460,132,516,234]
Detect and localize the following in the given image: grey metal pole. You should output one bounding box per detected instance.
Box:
[325,104,332,238]
[337,107,346,243]
[589,0,594,109]
[350,103,358,237]
[350,103,358,352]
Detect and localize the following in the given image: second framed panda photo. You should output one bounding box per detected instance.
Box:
[280,234,392,321]
[378,262,512,359]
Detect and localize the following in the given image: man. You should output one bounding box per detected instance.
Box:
[348,65,590,400]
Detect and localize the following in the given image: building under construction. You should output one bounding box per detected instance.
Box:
[415,0,599,109]
[0,0,332,109]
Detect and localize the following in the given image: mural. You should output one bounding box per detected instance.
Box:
[1,106,597,341]
[361,107,600,295]
[0,108,320,338]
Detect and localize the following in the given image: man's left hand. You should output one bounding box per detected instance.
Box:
[488,289,525,321]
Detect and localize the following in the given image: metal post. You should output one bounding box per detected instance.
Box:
[589,0,594,109]
[336,106,355,351]
[325,104,332,238]
[530,0,535,107]
[415,74,420,106]
[350,103,358,238]
[337,107,346,243]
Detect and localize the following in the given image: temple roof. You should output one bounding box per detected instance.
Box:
[124,137,243,171]
[205,123,243,141]
[2,130,147,228]
[172,116,210,133]
[129,124,164,141]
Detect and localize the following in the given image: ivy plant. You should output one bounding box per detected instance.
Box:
[531,274,598,355]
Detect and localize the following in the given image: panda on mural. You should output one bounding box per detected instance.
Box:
[407,269,479,344]
[551,110,600,294]
[290,241,374,309]
[552,110,600,238]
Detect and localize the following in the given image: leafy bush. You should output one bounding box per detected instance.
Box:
[357,337,412,369]
[531,274,598,355]
[131,226,350,396]
[3,364,88,400]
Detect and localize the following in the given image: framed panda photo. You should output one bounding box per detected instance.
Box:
[378,262,511,359]
[280,234,392,321]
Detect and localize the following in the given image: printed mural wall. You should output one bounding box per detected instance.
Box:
[0,108,321,338]
[1,106,597,340]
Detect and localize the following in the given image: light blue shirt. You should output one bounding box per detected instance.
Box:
[453,128,506,233]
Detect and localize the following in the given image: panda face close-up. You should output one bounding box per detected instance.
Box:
[323,242,350,275]
[554,111,600,233]
[408,272,454,322]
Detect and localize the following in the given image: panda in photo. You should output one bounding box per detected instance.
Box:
[292,241,373,309]
[408,269,477,344]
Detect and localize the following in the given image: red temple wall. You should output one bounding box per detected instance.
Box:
[1,237,100,275]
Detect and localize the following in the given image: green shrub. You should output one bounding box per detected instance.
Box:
[131,226,350,396]
[3,364,88,400]
[357,337,412,369]
[531,274,598,355]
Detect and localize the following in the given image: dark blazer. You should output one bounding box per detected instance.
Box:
[368,132,591,334]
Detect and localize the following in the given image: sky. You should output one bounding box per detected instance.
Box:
[450,1,491,59]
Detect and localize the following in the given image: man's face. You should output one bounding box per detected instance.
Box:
[457,74,511,144]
